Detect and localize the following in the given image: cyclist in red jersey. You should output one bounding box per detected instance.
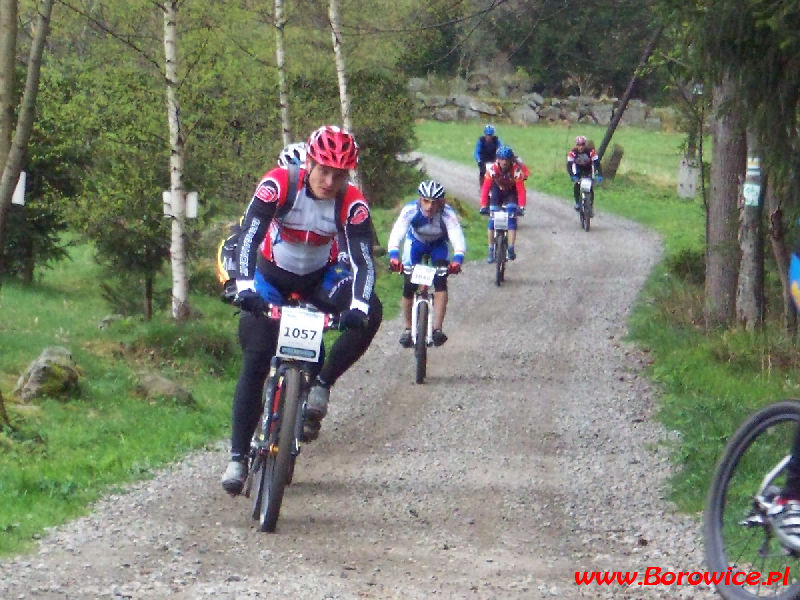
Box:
[222,125,383,495]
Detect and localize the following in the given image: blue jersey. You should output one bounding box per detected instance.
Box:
[474,135,502,163]
[387,200,466,265]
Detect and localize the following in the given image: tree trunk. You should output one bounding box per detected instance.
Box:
[603,145,624,181]
[328,0,361,189]
[0,387,11,429]
[275,0,292,146]
[735,138,764,330]
[0,0,16,166]
[765,178,797,333]
[163,1,190,321]
[328,0,352,133]
[596,27,661,162]
[144,275,153,321]
[0,0,52,278]
[705,72,746,329]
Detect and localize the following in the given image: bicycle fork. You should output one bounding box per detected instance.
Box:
[411,294,434,347]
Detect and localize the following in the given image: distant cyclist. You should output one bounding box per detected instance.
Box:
[566,135,602,211]
[387,180,466,348]
[474,124,502,192]
[479,145,529,263]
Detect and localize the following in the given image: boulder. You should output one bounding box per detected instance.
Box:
[511,105,540,125]
[14,346,81,402]
[136,371,196,408]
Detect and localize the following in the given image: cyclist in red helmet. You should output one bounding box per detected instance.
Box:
[566,135,602,211]
[221,125,383,496]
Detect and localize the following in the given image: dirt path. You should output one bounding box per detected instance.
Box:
[0,156,715,599]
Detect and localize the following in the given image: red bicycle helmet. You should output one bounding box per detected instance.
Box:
[306,125,359,170]
[575,135,587,145]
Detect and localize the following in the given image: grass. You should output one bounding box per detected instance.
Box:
[1,118,798,556]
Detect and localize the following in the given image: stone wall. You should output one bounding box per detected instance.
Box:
[408,76,676,131]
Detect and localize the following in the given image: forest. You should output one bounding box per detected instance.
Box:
[1,0,799,332]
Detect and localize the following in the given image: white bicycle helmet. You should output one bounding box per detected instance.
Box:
[277,142,307,168]
[417,180,445,200]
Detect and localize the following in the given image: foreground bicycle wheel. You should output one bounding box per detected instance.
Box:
[495,233,506,286]
[704,400,800,599]
[581,193,591,232]
[415,300,428,384]
[250,453,269,520]
[259,368,302,532]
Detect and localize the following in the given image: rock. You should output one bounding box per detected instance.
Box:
[14,346,81,402]
[135,372,195,407]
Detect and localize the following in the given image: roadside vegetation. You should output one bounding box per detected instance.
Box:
[1,120,797,557]
[415,120,800,515]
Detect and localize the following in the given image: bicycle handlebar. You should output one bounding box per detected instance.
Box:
[400,265,450,276]
[233,296,339,329]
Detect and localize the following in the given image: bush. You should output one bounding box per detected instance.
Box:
[666,247,705,285]
[290,67,420,208]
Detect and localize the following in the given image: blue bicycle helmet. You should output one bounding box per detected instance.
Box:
[417,180,445,200]
[496,145,514,160]
[484,124,495,135]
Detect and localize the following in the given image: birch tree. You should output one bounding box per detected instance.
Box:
[275,0,292,145]
[328,0,362,192]
[0,0,53,278]
[163,0,190,320]
[328,0,352,133]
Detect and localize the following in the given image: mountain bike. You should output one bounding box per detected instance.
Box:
[400,262,449,384]
[242,299,337,533]
[704,399,800,599]
[492,209,509,286]
[578,176,594,232]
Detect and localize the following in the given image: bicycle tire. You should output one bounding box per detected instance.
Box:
[581,193,591,232]
[704,399,800,599]
[250,454,267,520]
[494,233,505,286]
[500,234,507,283]
[415,300,428,384]
[260,368,302,532]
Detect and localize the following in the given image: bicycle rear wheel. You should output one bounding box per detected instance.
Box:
[415,300,428,384]
[704,400,800,599]
[259,368,302,532]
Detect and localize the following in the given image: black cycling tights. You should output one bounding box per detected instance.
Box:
[230,295,383,458]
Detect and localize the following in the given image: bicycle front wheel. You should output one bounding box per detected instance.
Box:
[260,368,302,532]
[704,400,800,599]
[415,300,428,384]
[495,233,506,286]
[581,194,591,232]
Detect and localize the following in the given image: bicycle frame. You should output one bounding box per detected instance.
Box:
[492,209,510,285]
[404,264,448,347]
[253,302,336,451]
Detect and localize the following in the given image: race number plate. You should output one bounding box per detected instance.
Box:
[580,177,593,193]
[410,264,437,286]
[492,210,509,230]
[276,306,325,361]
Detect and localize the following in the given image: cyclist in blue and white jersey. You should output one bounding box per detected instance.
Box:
[387,180,466,348]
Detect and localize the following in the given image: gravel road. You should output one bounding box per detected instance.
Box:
[0,156,718,599]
